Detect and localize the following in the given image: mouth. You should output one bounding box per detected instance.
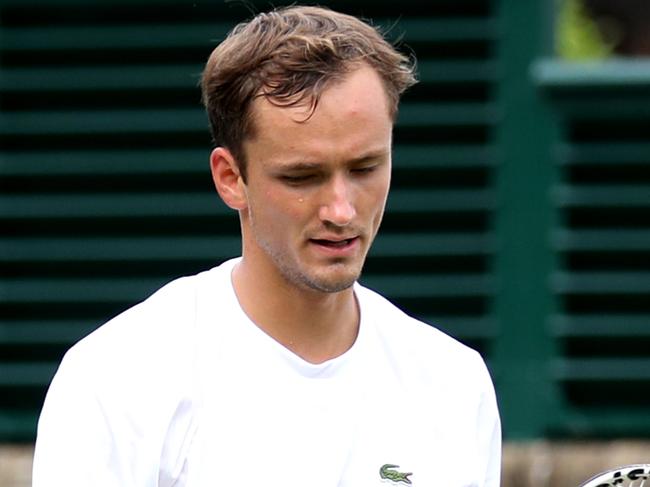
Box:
[309,236,359,249]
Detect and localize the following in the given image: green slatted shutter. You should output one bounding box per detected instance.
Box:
[535,59,650,436]
[1,0,242,440]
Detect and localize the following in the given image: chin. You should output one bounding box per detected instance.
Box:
[305,277,356,294]
[269,248,363,293]
[299,266,361,294]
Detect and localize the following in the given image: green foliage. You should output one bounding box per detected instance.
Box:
[556,0,614,60]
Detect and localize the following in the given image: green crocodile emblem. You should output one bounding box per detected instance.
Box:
[379,464,413,485]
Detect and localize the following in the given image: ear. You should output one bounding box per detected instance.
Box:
[210,147,247,210]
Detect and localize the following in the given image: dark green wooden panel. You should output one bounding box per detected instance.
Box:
[535,57,650,438]
[490,0,564,439]
[550,314,650,337]
[0,320,103,345]
[1,236,241,261]
[532,59,650,88]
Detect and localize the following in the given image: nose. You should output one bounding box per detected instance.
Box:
[318,174,356,227]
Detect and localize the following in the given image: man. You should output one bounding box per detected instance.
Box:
[33,6,501,486]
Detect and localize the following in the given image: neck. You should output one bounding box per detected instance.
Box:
[231,257,360,364]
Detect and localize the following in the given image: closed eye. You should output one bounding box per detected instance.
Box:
[279,174,318,186]
[351,165,377,175]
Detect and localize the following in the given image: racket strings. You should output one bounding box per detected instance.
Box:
[580,465,650,487]
[627,473,649,487]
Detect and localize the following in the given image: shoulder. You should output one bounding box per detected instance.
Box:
[72,259,236,362]
[36,261,238,477]
[356,283,491,387]
[57,259,237,403]
[71,273,196,368]
[34,262,232,486]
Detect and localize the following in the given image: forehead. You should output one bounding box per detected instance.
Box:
[245,65,393,163]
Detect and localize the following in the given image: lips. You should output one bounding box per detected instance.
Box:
[310,237,357,248]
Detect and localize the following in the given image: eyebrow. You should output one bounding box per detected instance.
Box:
[275,149,390,172]
[348,150,391,165]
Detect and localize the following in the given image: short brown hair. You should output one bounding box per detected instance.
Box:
[200,5,417,180]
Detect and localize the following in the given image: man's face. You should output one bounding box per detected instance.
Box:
[239,64,393,293]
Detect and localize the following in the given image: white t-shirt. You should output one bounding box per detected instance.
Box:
[33,258,501,487]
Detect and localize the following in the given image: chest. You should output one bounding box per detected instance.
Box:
[182,369,481,487]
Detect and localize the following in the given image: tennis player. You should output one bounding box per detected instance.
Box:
[33,6,501,486]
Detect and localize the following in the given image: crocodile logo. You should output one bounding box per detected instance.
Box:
[379,464,413,485]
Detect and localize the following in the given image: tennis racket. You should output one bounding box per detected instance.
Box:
[580,464,650,487]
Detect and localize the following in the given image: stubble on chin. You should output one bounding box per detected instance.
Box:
[248,215,366,294]
[276,256,360,294]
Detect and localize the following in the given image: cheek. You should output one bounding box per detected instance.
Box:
[366,175,391,215]
[253,191,307,226]
[285,200,308,221]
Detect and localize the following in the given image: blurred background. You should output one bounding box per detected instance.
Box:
[1,0,649,485]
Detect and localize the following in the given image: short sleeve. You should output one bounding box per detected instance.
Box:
[32,347,158,487]
[475,358,502,487]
